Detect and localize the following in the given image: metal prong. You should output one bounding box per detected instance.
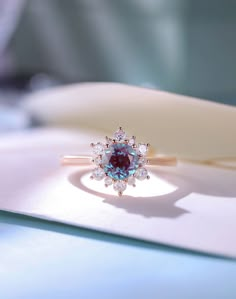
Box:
[90,175,94,180]
[147,143,151,147]
[133,184,136,187]
[118,191,123,197]
[105,136,111,144]
[147,175,150,180]
[132,144,137,148]
[119,126,123,130]
[90,143,94,147]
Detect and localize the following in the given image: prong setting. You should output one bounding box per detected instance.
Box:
[90,127,150,196]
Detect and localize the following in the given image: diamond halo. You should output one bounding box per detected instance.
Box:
[90,127,150,196]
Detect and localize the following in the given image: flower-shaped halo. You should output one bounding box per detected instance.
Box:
[90,127,150,196]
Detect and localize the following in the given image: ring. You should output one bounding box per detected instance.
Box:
[61,127,177,196]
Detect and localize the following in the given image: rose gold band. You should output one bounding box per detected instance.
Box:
[61,155,177,167]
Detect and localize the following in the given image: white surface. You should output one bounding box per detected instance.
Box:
[23,83,236,159]
[0,129,236,258]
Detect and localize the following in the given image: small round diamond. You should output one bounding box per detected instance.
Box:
[139,157,147,166]
[128,137,136,146]
[104,176,113,186]
[114,128,126,141]
[106,136,113,145]
[128,176,136,186]
[135,167,148,180]
[92,167,105,180]
[92,143,104,155]
[113,180,127,193]
[138,144,148,155]
[94,156,102,166]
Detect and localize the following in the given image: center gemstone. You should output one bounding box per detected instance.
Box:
[102,143,139,180]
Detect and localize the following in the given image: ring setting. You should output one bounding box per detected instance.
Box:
[90,127,151,196]
[62,127,177,196]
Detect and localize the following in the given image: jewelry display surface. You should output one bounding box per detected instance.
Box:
[1,129,236,258]
[1,83,236,259]
[62,127,177,196]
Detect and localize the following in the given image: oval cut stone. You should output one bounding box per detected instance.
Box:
[102,143,139,180]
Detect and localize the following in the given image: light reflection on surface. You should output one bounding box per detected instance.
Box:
[81,171,178,198]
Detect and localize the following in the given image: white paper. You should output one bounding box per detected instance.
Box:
[1,129,236,258]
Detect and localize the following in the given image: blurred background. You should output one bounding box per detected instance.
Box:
[0,0,236,131]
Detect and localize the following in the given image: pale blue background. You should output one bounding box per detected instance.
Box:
[0,211,235,299]
[6,0,236,105]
